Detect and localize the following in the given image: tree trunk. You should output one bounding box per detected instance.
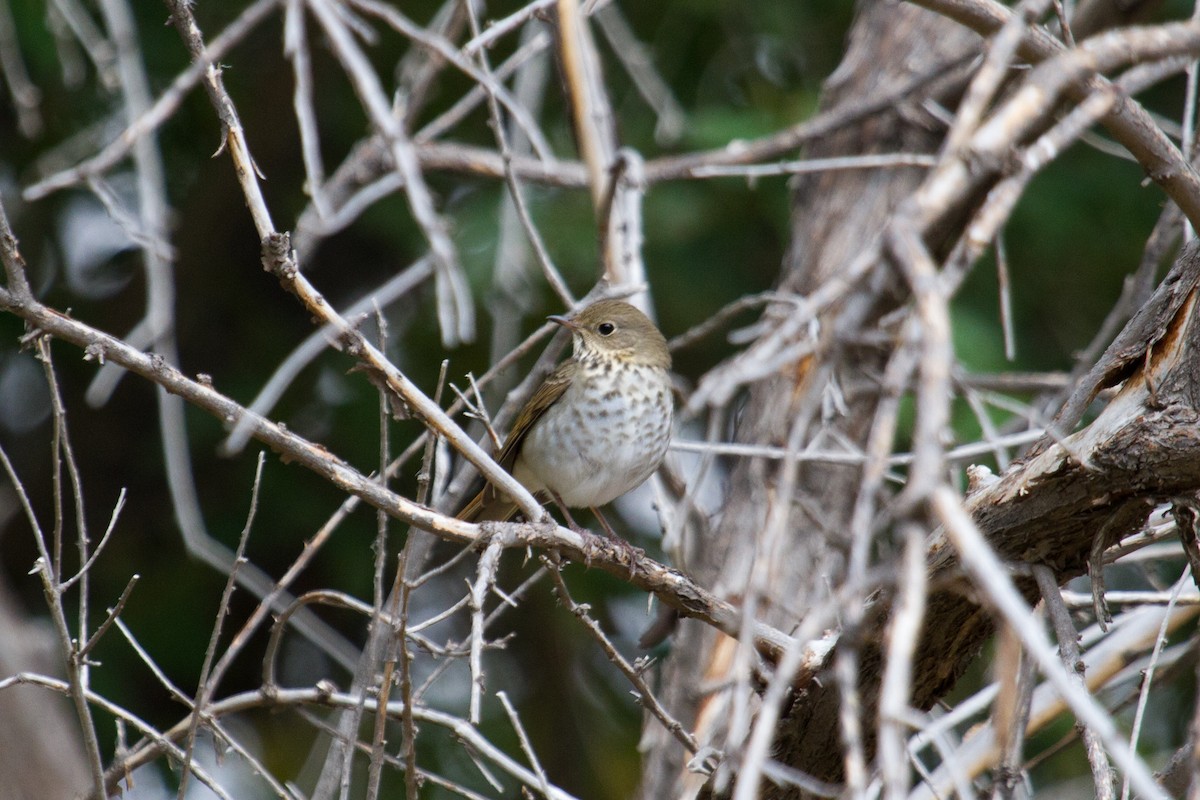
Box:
[640,0,1200,795]
[639,4,980,795]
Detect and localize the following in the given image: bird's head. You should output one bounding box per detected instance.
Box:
[549,299,671,369]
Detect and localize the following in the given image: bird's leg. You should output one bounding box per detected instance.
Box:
[548,491,587,533]
[590,506,621,541]
[548,492,606,564]
[591,506,643,572]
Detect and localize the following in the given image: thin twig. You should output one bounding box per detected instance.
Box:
[497,690,553,798]
[1033,563,1114,800]
[0,440,106,798]
[467,541,503,724]
[177,453,266,798]
[305,0,473,347]
[79,573,139,657]
[460,0,574,308]
[544,558,700,755]
[879,523,928,800]
[933,487,1169,800]
[1120,565,1192,800]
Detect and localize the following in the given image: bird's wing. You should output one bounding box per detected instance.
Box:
[494,360,575,470]
[457,361,574,522]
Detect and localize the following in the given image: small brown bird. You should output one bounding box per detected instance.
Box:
[458,299,673,535]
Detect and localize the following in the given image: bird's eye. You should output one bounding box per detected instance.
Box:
[597,322,616,336]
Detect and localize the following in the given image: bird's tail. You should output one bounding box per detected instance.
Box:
[456,485,521,523]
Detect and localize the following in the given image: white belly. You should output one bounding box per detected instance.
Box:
[514,363,672,508]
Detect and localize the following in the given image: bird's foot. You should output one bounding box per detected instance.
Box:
[580,535,604,566]
[609,536,643,577]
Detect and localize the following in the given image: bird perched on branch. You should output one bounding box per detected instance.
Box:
[457,299,673,538]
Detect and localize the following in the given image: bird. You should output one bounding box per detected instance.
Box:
[457,299,673,539]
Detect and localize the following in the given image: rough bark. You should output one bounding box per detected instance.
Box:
[770,242,1200,796]
[638,4,981,796]
[640,1,1200,796]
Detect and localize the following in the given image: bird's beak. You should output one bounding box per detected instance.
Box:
[548,314,581,331]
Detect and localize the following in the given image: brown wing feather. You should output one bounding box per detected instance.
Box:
[456,362,575,522]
